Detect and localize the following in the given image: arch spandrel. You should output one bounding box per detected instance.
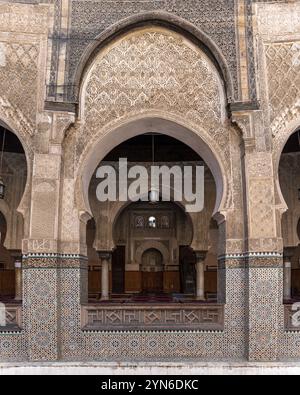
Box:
[74,12,234,103]
[67,26,235,233]
[80,27,226,135]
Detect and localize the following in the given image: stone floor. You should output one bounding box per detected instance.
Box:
[1,362,300,375]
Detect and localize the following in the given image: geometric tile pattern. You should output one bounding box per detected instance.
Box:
[23,263,59,361]
[247,263,283,361]
[1,256,299,362]
[0,257,248,361]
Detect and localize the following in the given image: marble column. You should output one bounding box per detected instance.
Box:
[283,248,294,301]
[98,251,112,301]
[195,251,207,301]
[14,260,22,301]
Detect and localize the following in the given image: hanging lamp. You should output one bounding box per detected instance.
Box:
[149,134,159,204]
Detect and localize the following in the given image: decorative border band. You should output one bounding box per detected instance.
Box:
[82,330,224,335]
[22,254,88,269]
[218,252,283,261]
[218,252,283,269]
[22,253,88,260]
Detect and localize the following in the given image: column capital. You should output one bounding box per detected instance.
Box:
[283,247,296,262]
[9,249,22,261]
[97,250,112,261]
[194,251,207,262]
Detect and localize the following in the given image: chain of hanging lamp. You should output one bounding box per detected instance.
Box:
[149,133,159,204]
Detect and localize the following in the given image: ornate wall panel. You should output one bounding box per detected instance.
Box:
[59,259,247,361]
[65,0,240,100]
[255,2,300,163]
[74,27,231,182]
[23,260,59,361]
[265,42,300,140]
[0,42,39,135]
[0,3,49,136]
[247,264,283,361]
[0,3,49,35]
[3,0,300,364]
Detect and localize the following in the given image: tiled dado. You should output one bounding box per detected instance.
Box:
[22,254,88,362]
[2,253,300,362]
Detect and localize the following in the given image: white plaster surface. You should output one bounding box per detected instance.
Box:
[1,362,300,375]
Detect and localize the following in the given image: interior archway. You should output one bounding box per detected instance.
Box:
[279,128,300,301]
[79,117,227,218]
[141,248,164,294]
[77,25,228,305]
[87,133,219,302]
[0,125,27,301]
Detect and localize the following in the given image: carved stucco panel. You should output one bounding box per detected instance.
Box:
[247,152,273,178]
[0,3,50,35]
[256,2,300,38]
[33,154,61,180]
[81,28,225,134]
[60,178,80,245]
[74,27,231,205]
[0,41,40,134]
[265,41,300,140]
[248,178,276,240]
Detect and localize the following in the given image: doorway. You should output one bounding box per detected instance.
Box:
[141,249,164,294]
[112,246,125,294]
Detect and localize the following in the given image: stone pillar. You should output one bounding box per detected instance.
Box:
[283,248,294,301]
[14,260,22,301]
[23,147,63,361]
[195,251,207,301]
[233,111,282,362]
[98,251,112,301]
[244,134,281,361]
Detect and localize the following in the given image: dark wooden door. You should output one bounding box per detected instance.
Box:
[112,246,125,294]
[142,271,163,293]
[180,246,196,294]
